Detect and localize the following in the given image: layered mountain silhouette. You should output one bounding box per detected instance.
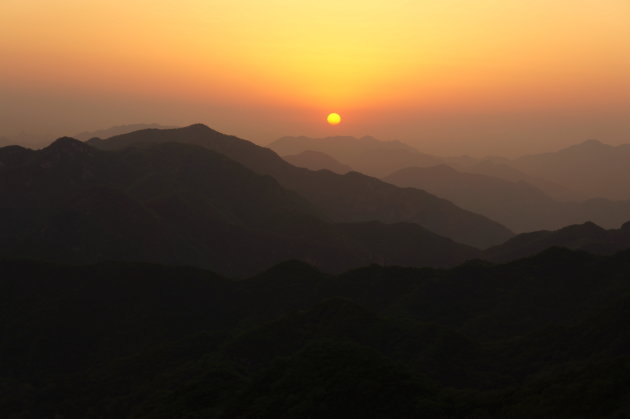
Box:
[89,124,512,247]
[282,150,353,174]
[269,133,589,202]
[269,135,441,177]
[508,139,630,200]
[445,157,584,201]
[485,221,630,262]
[0,137,481,275]
[3,123,630,419]
[385,164,630,232]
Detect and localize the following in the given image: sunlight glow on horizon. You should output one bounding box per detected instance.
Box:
[1,0,629,154]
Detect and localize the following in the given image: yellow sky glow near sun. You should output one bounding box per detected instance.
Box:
[1,0,629,154]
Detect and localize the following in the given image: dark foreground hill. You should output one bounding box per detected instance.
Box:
[485,221,630,262]
[0,139,479,275]
[2,250,630,418]
[89,124,512,248]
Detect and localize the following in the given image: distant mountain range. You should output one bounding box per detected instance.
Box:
[270,135,630,201]
[271,134,630,232]
[445,157,584,201]
[282,150,353,174]
[270,135,440,178]
[509,139,630,201]
[385,164,630,233]
[89,125,511,248]
[268,135,578,200]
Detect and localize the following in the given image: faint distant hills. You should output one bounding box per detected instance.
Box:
[445,157,583,201]
[282,150,353,174]
[508,139,630,201]
[269,134,557,193]
[270,135,440,177]
[271,134,630,233]
[385,164,630,233]
[445,139,630,201]
[270,135,630,201]
[74,123,177,141]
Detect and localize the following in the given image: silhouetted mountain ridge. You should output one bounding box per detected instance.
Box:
[0,137,481,274]
[90,124,512,247]
[75,123,177,141]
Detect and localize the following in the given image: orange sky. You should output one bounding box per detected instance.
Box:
[1,0,629,155]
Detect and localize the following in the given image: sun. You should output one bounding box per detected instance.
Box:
[326,113,342,126]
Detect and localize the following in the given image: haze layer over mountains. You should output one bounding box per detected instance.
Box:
[271,135,630,233]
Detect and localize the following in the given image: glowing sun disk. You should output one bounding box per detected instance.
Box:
[327,112,342,125]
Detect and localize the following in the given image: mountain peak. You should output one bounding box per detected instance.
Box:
[558,221,605,237]
[581,138,604,146]
[185,123,209,129]
[570,138,608,151]
[44,137,92,153]
[182,123,213,132]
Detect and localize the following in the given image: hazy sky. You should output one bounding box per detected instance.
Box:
[1,0,629,156]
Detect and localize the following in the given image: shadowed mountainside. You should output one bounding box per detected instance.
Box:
[282,150,353,174]
[0,139,480,275]
[89,124,512,248]
[385,165,630,232]
[2,250,630,417]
